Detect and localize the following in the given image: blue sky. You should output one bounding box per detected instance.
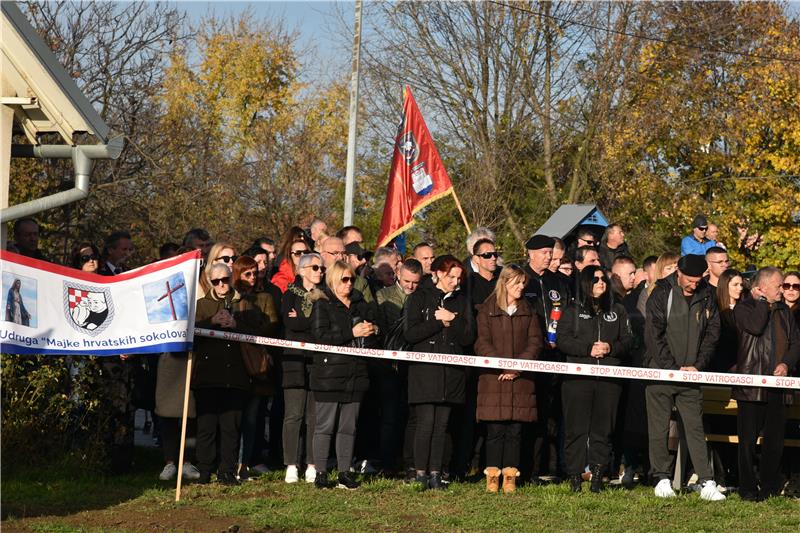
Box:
[142,272,189,324]
[2,272,37,328]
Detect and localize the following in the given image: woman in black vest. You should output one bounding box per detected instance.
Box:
[559,265,632,492]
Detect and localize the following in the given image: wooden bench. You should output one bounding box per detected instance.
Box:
[672,385,800,490]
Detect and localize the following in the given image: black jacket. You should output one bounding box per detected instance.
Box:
[309,288,377,402]
[280,277,323,389]
[466,270,500,311]
[522,264,570,359]
[733,298,800,403]
[558,301,633,366]
[404,284,476,404]
[598,241,631,270]
[192,292,251,391]
[644,272,720,371]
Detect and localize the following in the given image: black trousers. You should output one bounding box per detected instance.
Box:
[485,421,522,468]
[531,374,563,476]
[562,377,622,475]
[737,391,787,498]
[160,417,196,464]
[414,403,452,472]
[194,388,245,476]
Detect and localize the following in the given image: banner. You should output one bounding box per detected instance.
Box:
[376,86,454,247]
[1,250,200,355]
[194,328,800,391]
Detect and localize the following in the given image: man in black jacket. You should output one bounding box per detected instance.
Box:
[522,234,570,481]
[733,267,800,500]
[644,254,725,500]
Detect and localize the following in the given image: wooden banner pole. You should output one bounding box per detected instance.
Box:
[451,189,472,235]
[175,351,194,502]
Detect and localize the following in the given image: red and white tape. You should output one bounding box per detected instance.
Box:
[194,328,800,390]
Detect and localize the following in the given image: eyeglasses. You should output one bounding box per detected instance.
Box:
[242,271,256,278]
[340,276,355,284]
[580,238,598,247]
[210,277,230,286]
[697,226,708,231]
[477,252,499,259]
[80,254,99,263]
[305,264,326,272]
[216,255,237,264]
[592,276,606,285]
[783,283,800,291]
[291,250,310,257]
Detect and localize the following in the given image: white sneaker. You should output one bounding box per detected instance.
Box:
[700,480,726,501]
[182,462,201,480]
[285,465,299,483]
[304,465,317,483]
[654,478,677,498]
[159,463,177,481]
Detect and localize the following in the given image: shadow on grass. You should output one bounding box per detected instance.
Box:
[1,447,173,520]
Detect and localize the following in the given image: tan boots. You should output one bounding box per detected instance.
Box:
[484,467,520,493]
[484,467,501,492]
[502,467,519,493]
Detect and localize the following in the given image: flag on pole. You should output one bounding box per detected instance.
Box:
[376,86,454,247]
[0,250,200,355]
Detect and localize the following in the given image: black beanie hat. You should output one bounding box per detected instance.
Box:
[678,254,707,277]
[525,234,555,250]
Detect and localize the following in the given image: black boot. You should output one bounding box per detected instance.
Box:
[314,471,332,489]
[570,474,582,493]
[415,472,429,491]
[590,465,604,493]
[428,472,446,490]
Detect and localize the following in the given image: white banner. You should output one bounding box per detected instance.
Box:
[1,250,200,356]
[194,327,800,390]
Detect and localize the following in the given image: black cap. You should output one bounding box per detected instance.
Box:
[692,214,708,228]
[678,254,707,277]
[525,234,555,250]
[345,242,366,257]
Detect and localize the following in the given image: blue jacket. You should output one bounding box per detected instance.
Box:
[680,235,717,256]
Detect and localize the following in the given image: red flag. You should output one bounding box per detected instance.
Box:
[376,86,454,247]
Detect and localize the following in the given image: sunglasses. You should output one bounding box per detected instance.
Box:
[697,226,708,231]
[216,255,237,264]
[324,250,346,257]
[80,254,99,263]
[291,250,311,257]
[340,276,355,284]
[580,239,598,246]
[783,283,800,290]
[210,277,230,286]
[242,271,256,278]
[592,276,606,285]
[477,252,499,259]
[306,264,326,272]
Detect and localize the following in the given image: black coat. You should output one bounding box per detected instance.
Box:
[522,264,570,360]
[466,270,500,311]
[192,292,251,391]
[280,277,323,389]
[644,273,720,371]
[309,288,377,402]
[733,298,800,403]
[558,301,632,366]
[403,285,476,404]
[598,241,631,270]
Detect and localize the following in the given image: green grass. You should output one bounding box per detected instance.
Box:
[3,455,799,533]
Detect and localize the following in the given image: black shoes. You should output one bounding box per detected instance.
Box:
[314,471,333,489]
[428,472,446,490]
[570,474,583,492]
[218,472,240,486]
[337,472,360,490]
[590,465,604,493]
[198,471,212,485]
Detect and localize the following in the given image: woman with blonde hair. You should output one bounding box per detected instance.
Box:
[309,260,378,490]
[474,264,543,493]
[637,252,680,316]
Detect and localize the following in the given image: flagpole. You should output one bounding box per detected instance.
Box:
[343,0,363,226]
[451,189,472,235]
[175,351,193,502]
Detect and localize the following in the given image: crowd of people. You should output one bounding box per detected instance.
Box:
[6,214,800,501]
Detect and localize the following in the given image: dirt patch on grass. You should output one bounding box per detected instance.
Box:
[2,501,274,533]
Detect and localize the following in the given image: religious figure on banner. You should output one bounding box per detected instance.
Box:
[5,278,31,326]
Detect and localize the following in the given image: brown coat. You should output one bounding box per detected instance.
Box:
[474,296,543,422]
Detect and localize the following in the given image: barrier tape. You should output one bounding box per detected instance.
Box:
[194,328,800,390]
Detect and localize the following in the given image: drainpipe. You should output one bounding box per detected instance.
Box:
[1,135,124,223]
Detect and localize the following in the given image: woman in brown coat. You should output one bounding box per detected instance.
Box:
[474,265,543,493]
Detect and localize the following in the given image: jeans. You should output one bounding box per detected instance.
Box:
[414,403,452,472]
[485,421,522,468]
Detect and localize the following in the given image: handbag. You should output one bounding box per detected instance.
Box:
[238,299,271,381]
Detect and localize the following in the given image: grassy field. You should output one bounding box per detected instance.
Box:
[3,449,799,533]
